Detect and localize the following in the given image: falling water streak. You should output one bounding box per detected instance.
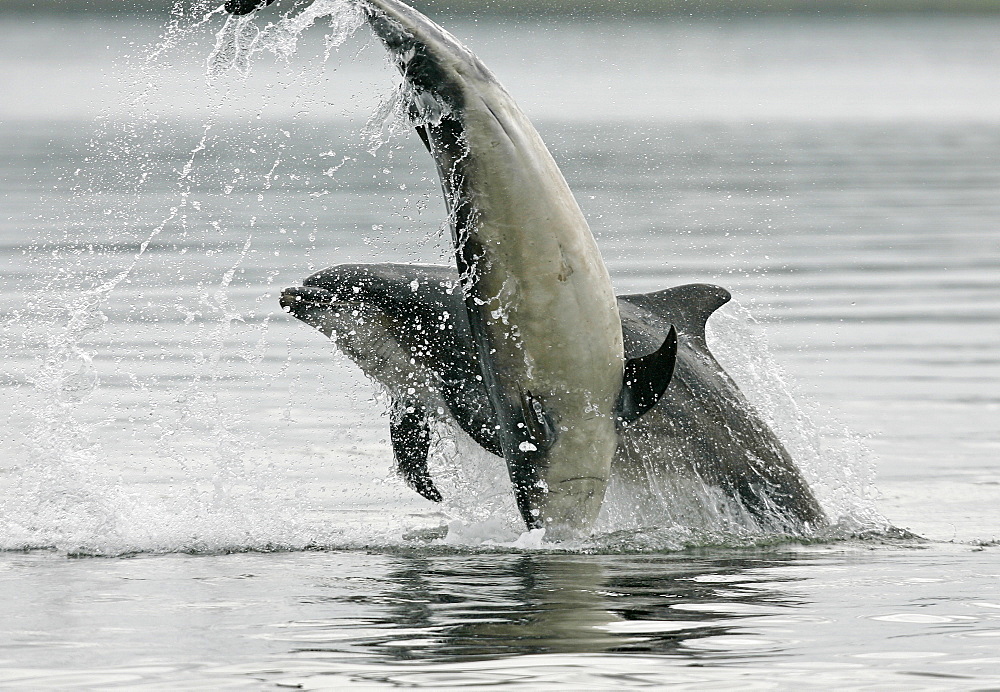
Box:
[0,4,352,554]
[706,303,886,532]
[207,0,364,78]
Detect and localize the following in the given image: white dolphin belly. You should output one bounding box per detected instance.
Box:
[361,0,625,535]
[458,99,624,531]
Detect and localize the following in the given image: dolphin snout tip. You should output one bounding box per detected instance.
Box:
[279,286,335,312]
[278,288,299,312]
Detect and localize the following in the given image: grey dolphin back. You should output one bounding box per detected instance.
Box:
[619,283,826,529]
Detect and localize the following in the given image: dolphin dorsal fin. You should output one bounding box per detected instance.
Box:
[619,283,731,349]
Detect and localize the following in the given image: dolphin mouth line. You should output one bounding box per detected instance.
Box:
[557,476,607,485]
[279,287,357,313]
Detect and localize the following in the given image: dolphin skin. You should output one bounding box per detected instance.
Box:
[281,264,826,531]
[334,0,683,536]
[228,0,823,533]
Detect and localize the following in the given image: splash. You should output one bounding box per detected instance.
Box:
[0,2,376,556]
[705,302,886,534]
[208,0,364,77]
[0,2,889,557]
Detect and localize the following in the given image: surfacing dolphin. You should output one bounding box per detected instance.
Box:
[280,264,826,531]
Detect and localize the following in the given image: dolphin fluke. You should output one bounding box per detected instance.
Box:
[224,0,277,15]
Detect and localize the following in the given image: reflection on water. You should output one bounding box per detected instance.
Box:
[0,550,822,677]
[328,554,803,661]
[2,546,999,688]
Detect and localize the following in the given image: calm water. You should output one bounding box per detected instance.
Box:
[1,7,998,689]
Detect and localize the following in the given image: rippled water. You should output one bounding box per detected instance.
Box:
[3,546,1000,689]
[1,7,998,688]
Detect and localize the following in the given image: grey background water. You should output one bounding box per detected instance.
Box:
[1,6,998,689]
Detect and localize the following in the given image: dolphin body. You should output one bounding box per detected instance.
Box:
[280,263,826,531]
[352,0,687,536]
[227,0,823,532]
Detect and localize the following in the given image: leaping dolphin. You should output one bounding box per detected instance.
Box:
[353,0,682,536]
[280,264,827,531]
[227,0,823,533]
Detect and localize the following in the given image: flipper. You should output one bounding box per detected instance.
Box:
[520,390,558,451]
[615,326,678,427]
[389,399,442,502]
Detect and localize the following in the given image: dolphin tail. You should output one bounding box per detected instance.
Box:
[224,0,277,15]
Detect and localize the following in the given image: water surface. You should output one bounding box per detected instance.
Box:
[0,8,998,688]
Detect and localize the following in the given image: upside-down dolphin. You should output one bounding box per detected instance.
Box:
[229,0,677,535]
[358,0,684,536]
[280,264,826,531]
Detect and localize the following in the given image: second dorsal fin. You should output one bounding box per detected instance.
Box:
[619,283,730,349]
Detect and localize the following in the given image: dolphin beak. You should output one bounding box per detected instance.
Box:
[279,286,335,312]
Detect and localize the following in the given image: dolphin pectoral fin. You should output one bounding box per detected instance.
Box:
[504,392,558,530]
[224,0,277,15]
[616,325,678,427]
[389,400,443,503]
[520,390,558,451]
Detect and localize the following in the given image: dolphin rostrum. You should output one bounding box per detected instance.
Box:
[280,264,827,532]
